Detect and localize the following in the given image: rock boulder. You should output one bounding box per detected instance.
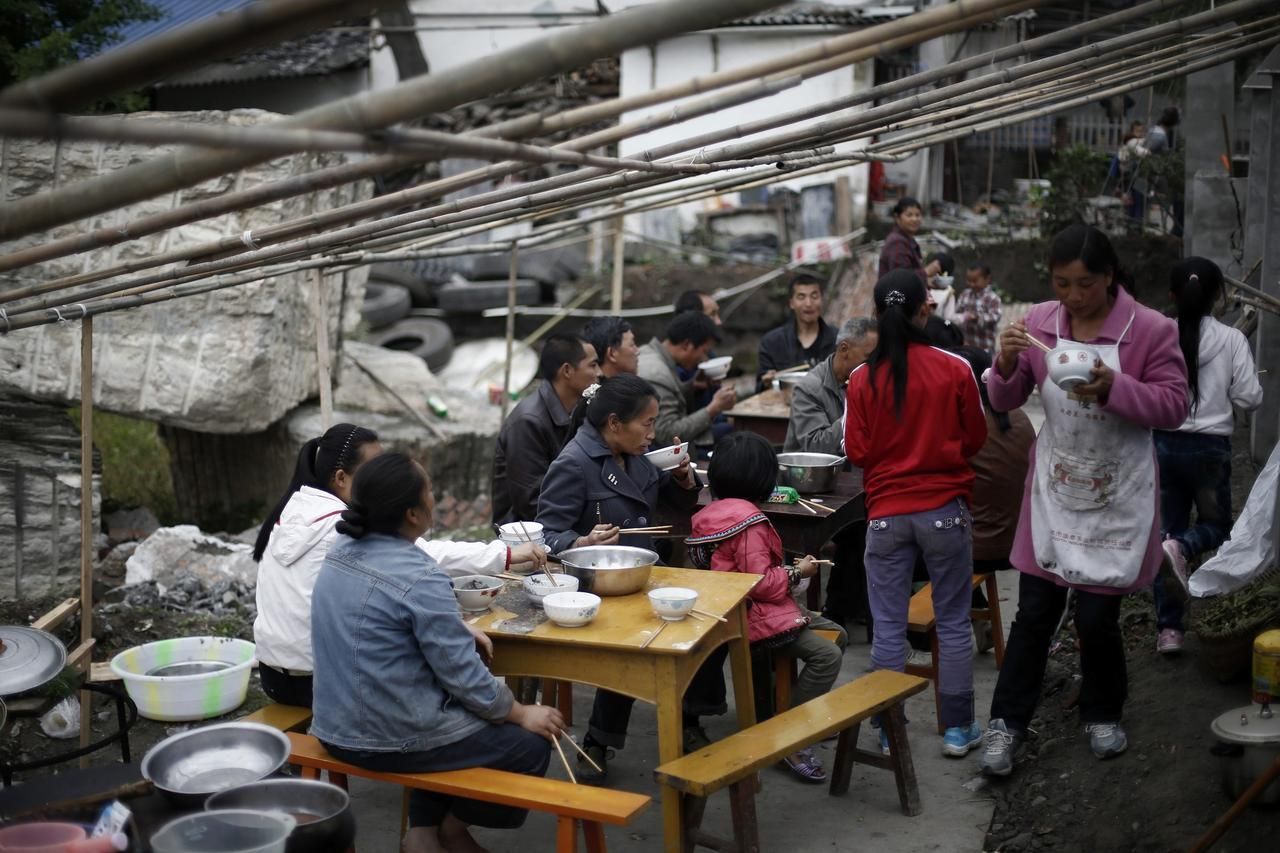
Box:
[125,525,256,594]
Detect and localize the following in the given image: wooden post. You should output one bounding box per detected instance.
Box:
[834,175,853,238]
[78,317,93,757]
[610,209,625,313]
[501,242,519,422]
[1254,71,1280,464]
[311,269,333,429]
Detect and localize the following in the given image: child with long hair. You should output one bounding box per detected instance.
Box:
[1153,257,1262,653]
[844,269,988,757]
[687,431,848,782]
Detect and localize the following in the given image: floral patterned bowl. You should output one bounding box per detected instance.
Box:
[542,592,601,627]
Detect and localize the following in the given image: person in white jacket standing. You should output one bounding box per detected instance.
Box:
[1155,258,1263,654]
[252,423,546,706]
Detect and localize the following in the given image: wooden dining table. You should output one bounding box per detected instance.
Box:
[472,566,760,848]
[724,387,791,445]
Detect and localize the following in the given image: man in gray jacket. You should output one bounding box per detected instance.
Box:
[783,317,877,454]
[637,312,735,450]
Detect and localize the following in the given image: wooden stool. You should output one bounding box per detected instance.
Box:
[905,573,1006,733]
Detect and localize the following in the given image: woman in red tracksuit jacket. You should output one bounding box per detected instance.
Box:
[845,269,988,758]
[688,431,848,784]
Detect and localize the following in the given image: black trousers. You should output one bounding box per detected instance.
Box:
[990,572,1127,730]
[586,644,729,749]
[258,664,313,708]
[325,723,549,828]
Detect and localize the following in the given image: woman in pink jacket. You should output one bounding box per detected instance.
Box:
[688,431,848,782]
[979,225,1188,778]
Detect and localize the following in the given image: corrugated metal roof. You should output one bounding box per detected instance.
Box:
[111,0,254,50]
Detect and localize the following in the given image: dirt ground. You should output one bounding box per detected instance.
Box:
[984,418,1275,853]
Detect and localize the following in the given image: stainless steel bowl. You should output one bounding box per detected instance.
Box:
[207,779,356,853]
[555,546,658,596]
[141,722,290,807]
[776,372,809,405]
[776,452,845,494]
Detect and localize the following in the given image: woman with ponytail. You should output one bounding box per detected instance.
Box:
[253,424,544,707]
[536,373,702,781]
[311,454,564,853]
[979,224,1188,777]
[844,269,988,757]
[1152,257,1262,654]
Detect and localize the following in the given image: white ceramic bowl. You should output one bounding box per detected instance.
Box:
[542,591,601,627]
[523,573,579,606]
[698,356,733,381]
[644,441,690,471]
[110,637,256,722]
[648,587,699,621]
[934,274,955,288]
[452,574,504,612]
[1045,344,1101,390]
[498,521,543,541]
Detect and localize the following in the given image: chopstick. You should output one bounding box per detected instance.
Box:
[691,608,728,623]
[776,363,811,375]
[516,521,558,583]
[559,729,604,774]
[617,525,671,534]
[640,621,668,649]
[796,497,833,515]
[793,500,817,515]
[795,558,834,567]
[1022,330,1053,353]
[552,731,577,783]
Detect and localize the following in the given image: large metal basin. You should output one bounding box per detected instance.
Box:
[208,779,357,853]
[141,722,290,808]
[555,546,657,596]
[776,452,845,494]
[776,372,809,405]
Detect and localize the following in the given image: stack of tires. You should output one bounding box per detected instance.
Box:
[360,262,453,372]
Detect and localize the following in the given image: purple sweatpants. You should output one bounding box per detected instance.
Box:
[864,496,975,729]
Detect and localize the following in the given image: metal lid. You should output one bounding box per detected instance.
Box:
[0,626,68,697]
[1211,703,1280,745]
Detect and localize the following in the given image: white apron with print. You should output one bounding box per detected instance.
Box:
[1030,308,1154,588]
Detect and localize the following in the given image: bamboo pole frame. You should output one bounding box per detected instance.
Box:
[0,0,788,242]
[78,317,94,756]
[311,270,333,430]
[501,243,520,423]
[0,0,1036,276]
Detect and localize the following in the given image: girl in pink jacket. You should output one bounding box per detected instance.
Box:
[688,431,848,783]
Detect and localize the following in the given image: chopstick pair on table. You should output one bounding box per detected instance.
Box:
[794,497,833,516]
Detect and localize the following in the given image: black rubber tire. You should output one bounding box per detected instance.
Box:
[361,281,412,330]
[369,317,455,373]
[368,262,433,307]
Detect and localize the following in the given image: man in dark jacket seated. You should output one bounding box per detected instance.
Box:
[491,334,600,525]
[757,272,837,390]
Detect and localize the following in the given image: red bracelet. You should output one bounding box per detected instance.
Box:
[504,546,512,572]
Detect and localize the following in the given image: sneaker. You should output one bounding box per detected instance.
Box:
[781,747,827,783]
[1156,628,1184,655]
[577,742,611,784]
[877,726,891,756]
[979,719,1023,777]
[1085,722,1127,759]
[683,724,712,753]
[1160,538,1190,601]
[942,722,984,758]
[906,648,934,669]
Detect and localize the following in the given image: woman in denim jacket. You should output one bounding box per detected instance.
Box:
[311,453,564,853]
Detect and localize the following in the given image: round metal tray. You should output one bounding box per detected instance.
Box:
[0,626,67,697]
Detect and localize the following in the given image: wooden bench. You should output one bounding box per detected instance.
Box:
[772,628,844,713]
[905,574,1006,733]
[241,702,313,733]
[286,732,650,853]
[654,670,928,852]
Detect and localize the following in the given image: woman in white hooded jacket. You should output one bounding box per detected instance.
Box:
[1153,258,1263,655]
[252,423,546,706]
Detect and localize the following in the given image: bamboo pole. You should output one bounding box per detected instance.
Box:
[0,0,1034,276]
[0,0,380,112]
[610,208,626,313]
[0,0,786,242]
[501,243,519,422]
[312,270,333,430]
[78,316,93,756]
[0,109,714,174]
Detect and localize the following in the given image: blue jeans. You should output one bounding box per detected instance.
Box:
[864,497,975,728]
[1151,431,1233,631]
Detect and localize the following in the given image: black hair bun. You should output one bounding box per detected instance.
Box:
[336,507,369,539]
